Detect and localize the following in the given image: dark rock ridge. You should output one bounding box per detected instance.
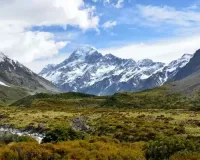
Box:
[172,49,200,81]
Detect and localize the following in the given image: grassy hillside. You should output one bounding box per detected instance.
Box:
[169,72,200,96]
[0,84,60,106]
[0,85,29,106]
[102,85,191,109]
[11,85,198,110]
[10,92,104,108]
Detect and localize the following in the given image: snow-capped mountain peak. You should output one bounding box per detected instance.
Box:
[0,52,7,62]
[181,53,193,59]
[104,53,116,59]
[167,53,193,70]
[40,64,56,75]
[151,53,193,85]
[74,45,96,54]
[138,59,153,65]
[40,46,193,95]
[69,46,99,61]
[137,59,164,67]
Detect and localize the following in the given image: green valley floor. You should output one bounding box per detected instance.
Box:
[1,105,200,160]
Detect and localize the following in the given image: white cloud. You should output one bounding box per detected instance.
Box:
[187,4,199,10]
[115,0,124,8]
[0,0,99,30]
[102,21,117,29]
[100,36,200,63]
[0,0,99,70]
[0,30,69,63]
[24,54,69,73]
[94,0,124,8]
[136,5,200,27]
[104,0,110,4]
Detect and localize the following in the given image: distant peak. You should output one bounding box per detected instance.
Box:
[138,59,153,64]
[105,53,116,58]
[0,52,6,58]
[195,48,200,53]
[74,45,96,54]
[0,52,7,62]
[44,64,56,69]
[137,59,165,67]
[192,49,200,58]
[69,45,100,61]
[181,53,193,59]
[39,64,56,75]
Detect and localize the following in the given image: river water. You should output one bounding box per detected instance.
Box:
[0,127,45,143]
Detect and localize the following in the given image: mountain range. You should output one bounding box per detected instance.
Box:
[39,46,193,95]
[1,45,200,104]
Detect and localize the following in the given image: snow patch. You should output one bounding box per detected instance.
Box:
[0,52,6,63]
[0,81,9,87]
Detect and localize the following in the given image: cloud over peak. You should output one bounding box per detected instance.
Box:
[0,0,99,68]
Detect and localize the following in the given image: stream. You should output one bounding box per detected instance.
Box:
[0,127,45,143]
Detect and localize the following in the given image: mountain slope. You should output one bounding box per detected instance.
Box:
[169,72,200,95]
[0,85,29,106]
[0,52,58,92]
[0,52,59,105]
[173,49,200,81]
[143,54,193,89]
[40,46,192,95]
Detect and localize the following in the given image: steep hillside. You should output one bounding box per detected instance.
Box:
[0,52,60,105]
[169,72,200,95]
[0,52,58,92]
[0,85,29,106]
[173,49,200,81]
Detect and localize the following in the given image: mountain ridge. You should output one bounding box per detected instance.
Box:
[0,52,60,105]
[0,52,58,92]
[40,46,192,95]
[172,49,200,81]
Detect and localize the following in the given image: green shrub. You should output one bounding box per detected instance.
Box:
[147,135,200,160]
[0,140,146,160]
[170,151,200,160]
[42,127,85,143]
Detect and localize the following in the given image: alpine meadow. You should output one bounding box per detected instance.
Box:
[1,0,200,160]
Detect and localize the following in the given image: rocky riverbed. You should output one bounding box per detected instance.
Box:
[0,126,45,143]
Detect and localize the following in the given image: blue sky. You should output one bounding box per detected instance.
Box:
[1,0,200,72]
[33,0,200,56]
[33,0,200,49]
